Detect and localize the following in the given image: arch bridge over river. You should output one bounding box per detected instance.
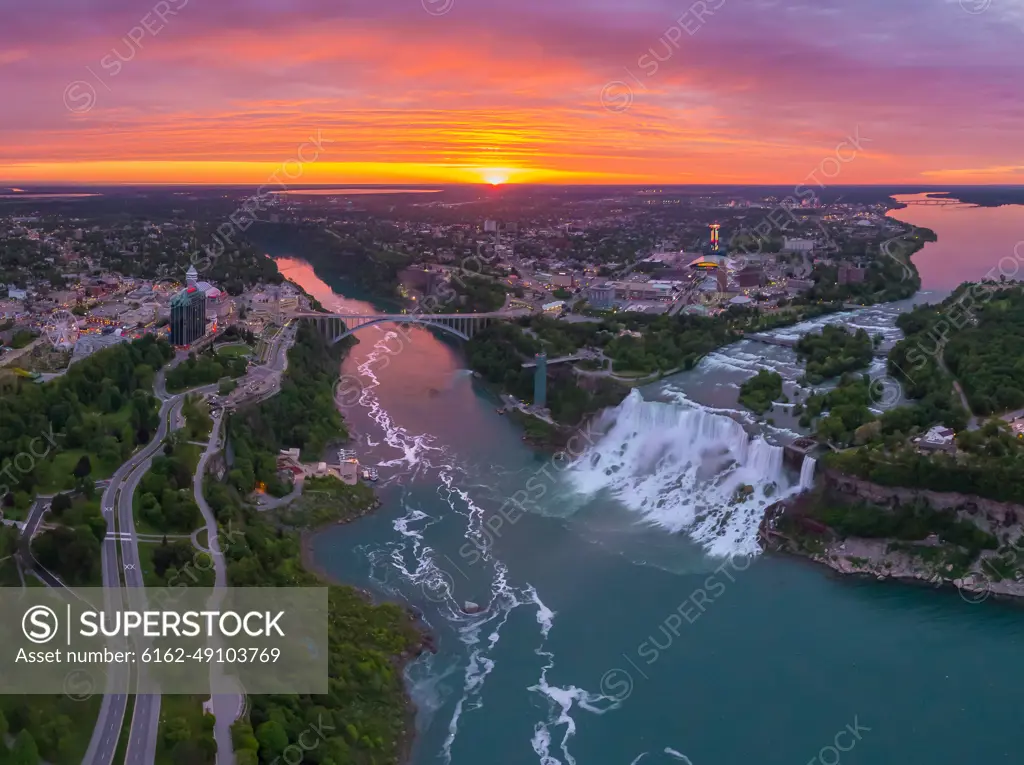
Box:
[294,311,516,343]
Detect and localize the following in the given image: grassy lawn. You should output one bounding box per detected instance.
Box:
[155,695,215,765]
[214,343,252,359]
[179,443,202,472]
[38,448,119,493]
[0,694,102,764]
[1,502,31,522]
[36,401,138,493]
[0,557,22,586]
[184,397,214,442]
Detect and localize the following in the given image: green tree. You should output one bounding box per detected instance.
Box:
[163,717,191,746]
[50,492,72,516]
[11,729,40,765]
[255,721,288,760]
[73,455,92,479]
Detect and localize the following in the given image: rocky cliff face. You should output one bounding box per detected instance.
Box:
[821,466,1023,533]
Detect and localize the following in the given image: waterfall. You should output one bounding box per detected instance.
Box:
[567,390,801,557]
[799,455,817,490]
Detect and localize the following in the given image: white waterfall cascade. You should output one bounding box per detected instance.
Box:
[568,390,802,557]
[799,455,817,491]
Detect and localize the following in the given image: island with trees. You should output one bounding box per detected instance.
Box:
[739,370,783,415]
[795,325,874,384]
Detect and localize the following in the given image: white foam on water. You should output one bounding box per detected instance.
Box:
[525,586,623,765]
[356,336,444,473]
[342,323,795,765]
[529,585,556,639]
[568,389,801,557]
[663,748,693,763]
[660,386,761,428]
[528,655,623,765]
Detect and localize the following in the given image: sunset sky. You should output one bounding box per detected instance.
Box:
[1,0,1022,185]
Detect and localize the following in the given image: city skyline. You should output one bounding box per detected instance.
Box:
[2,0,1022,185]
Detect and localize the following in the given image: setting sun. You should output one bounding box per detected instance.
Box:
[482,170,510,185]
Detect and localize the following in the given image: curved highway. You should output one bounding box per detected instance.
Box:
[82,324,296,765]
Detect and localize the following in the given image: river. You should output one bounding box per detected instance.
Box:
[270,196,1024,765]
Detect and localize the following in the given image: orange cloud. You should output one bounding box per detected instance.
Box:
[2,1,1021,184]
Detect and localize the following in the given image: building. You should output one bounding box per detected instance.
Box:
[599,280,675,302]
[552,272,575,289]
[205,286,232,320]
[277,448,359,485]
[736,264,766,288]
[689,254,725,272]
[838,265,866,285]
[782,238,815,253]
[919,425,955,451]
[586,283,616,309]
[170,267,208,346]
[542,300,566,314]
[399,267,444,295]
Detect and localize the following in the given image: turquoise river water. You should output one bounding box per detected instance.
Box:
[271,195,1024,765]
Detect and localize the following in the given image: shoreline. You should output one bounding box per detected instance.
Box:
[759,497,1024,605]
[298,497,437,765]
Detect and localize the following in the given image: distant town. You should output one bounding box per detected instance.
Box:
[0,184,922,381]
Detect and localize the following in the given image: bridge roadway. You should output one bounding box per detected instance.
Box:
[294,309,527,342]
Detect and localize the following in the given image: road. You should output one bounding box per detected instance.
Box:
[81,355,201,765]
[18,497,62,586]
[931,338,979,431]
[82,385,199,765]
[82,326,297,765]
[194,413,242,765]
